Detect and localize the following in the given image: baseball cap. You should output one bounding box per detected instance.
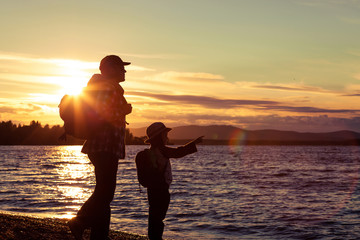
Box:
[100,55,131,70]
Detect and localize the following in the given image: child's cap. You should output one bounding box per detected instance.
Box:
[145,122,172,143]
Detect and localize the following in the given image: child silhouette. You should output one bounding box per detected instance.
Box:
[135,122,203,240]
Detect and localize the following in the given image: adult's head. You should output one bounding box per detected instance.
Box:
[99,55,131,83]
[145,122,172,146]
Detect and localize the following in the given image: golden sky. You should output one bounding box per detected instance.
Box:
[1,0,360,132]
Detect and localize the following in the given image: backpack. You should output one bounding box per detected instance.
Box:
[58,87,102,140]
[135,149,167,188]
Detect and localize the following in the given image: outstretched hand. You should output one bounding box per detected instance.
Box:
[193,136,204,144]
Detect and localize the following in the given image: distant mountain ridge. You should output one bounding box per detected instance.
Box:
[130,125,360,145]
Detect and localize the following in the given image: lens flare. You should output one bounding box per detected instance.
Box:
[228,129,247,154]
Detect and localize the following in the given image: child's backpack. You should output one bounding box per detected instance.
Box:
[58,87,102,140]
[135,149,167,188]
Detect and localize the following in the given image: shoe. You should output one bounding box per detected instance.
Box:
[68,218,85,240]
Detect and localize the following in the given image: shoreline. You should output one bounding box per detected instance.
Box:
[0,212,148,240]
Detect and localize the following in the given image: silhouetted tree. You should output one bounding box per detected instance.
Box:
[0,120,145,145]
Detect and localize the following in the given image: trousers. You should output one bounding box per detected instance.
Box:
[147,187,170,240]
[77,152,119,240]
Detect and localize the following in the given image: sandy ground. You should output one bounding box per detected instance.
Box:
[0,212,148,240]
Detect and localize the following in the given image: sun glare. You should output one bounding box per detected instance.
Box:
[60,77,87,96]
[55,60,94,96]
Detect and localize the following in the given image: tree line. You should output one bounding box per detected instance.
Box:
[0,121,146,145]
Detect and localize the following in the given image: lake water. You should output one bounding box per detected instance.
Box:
[0,145,359,239]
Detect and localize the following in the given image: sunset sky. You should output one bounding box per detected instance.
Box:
[1,0,360,132]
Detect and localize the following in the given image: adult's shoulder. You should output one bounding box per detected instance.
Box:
[86,75,121,92]
[87,74,104,86]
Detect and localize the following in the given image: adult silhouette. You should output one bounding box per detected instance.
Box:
[68,55,132,240]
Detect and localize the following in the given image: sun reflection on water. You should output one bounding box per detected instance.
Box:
[55,146,94,218]
[58,162,92,180]
[57,186,89,203]
[57,212,76,219]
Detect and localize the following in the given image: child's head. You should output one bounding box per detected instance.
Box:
[145,122,171,147]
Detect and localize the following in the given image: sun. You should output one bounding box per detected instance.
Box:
[54,59,96,96]
[60,76,87,96]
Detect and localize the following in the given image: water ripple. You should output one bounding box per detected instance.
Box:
[0,145,360,239]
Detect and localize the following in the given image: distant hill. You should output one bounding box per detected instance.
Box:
[130,125,239,140]
[129,125,360,145]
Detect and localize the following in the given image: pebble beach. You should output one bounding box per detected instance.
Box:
[0,212,148,240]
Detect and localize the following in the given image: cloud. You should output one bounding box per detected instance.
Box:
[0,78,58,90]
[354,73,360,80]
[234,114,360,132]
[341,85,360,97]
[344,94,360,97]
[131,111,360,133]
[0,101,57,127]
[118,52,188,60]
[127,65,155,72]
[0,53,96,70]
[342,84,360,96]
[0,103,42,114]
[153,71,225,82]
[128,91,278,109]
[0,52,151,74]
[2,53,360,132]
[0,106,18,114]
[129,91,359,114]
[251,83,333,94]
[264,105,357,113]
